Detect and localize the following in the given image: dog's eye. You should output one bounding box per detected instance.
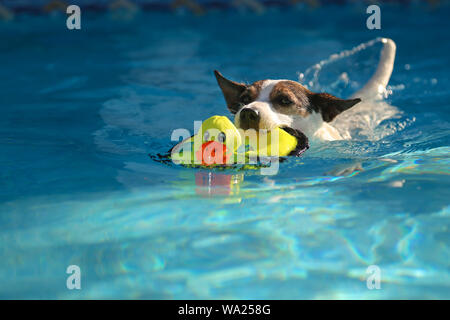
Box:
[279,96,293,106]
[218,132,226,143]
[240,94,252,105]
[203,130,210,141]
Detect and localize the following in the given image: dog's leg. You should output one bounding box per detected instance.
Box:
[352,38,396,100]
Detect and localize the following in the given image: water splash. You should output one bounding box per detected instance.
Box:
[299,37,388,95]
[299,38,413,141]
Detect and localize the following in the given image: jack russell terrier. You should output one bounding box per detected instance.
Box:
[214,38,396,143]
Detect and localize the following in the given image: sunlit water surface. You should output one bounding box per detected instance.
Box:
[0,4,449,299]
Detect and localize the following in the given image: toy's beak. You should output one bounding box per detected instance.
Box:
[196,141,230,165]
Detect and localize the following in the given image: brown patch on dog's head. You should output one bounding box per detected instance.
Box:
[267,81,361,122]
[309,93,361,122]
[268,81,311,117]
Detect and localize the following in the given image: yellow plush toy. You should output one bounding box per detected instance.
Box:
[170,115,308,167]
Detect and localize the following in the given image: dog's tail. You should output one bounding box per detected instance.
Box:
[351,38,396,100]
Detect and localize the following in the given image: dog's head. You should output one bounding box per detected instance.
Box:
[214,70,361,137]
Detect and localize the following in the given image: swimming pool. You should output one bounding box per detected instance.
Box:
[0,3,449,299]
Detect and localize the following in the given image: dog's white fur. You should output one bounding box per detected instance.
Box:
[235,38,397,141]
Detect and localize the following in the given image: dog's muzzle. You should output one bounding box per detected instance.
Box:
[239,108,260,130]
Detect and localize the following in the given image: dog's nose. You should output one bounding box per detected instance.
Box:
[239,108,260,130]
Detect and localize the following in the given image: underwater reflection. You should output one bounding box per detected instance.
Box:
[195,172,244,197]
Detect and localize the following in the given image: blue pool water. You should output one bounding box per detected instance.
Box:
[1,3,449,299]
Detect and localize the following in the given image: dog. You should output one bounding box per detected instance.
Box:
[214,38,396,142]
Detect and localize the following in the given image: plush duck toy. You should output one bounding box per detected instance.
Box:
[170,116,308,167]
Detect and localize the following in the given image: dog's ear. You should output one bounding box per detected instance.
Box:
[310,93,361,122]
[214,70,246,114]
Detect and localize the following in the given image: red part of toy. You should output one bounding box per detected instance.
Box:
[195,141,229,165]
